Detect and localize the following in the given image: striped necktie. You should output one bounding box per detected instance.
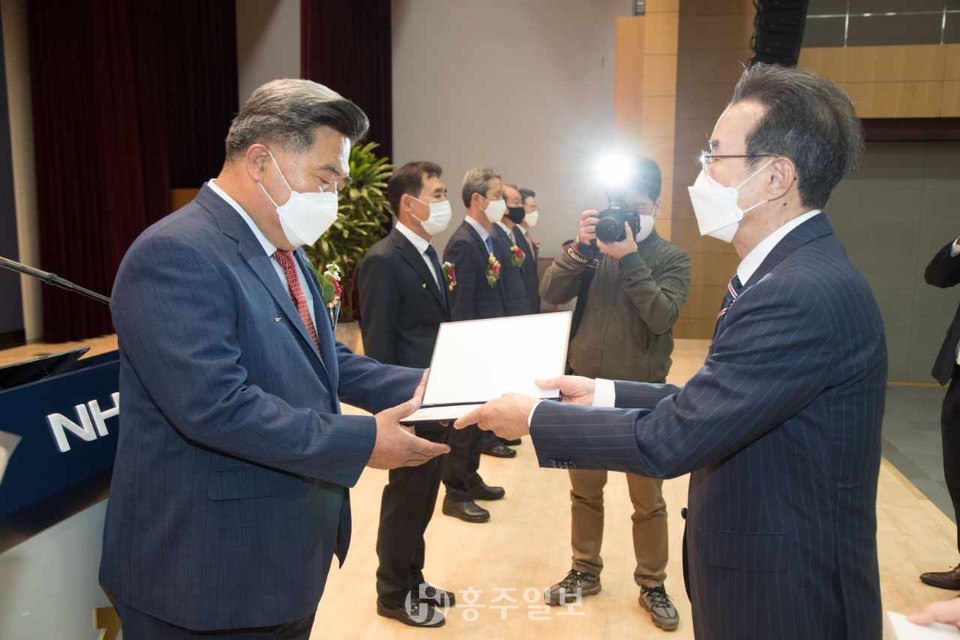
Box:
[274,250,321,352]
[717,274,743,320]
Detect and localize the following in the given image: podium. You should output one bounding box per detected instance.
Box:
[0,349,120,640]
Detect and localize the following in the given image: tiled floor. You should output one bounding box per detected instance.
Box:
[883,384,954,522]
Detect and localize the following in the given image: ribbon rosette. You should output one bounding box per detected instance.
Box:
[485,254,501,287]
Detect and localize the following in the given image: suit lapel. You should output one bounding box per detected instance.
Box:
[463,220,492,257]
[493,224,514,248]
[514,227,532,258]
[746,214,834,290]
[711,214,835,344]
[392,228,447,312]
[199,185,331,383]
[294,250,336,383]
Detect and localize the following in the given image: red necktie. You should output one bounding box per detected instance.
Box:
[274,250,321,351]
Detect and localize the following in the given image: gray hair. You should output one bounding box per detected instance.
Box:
[461,167,500,208]
[730,63,864,210]
[225,79,369,160]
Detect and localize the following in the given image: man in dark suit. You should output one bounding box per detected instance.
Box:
[100,79,449,639]
[440,167,510,522]
[919,234,960,590]
[480,180,534,456]
[357,161,456,627]
[492,182,535,317]
[516,187,541,313]
[455,64,886,639]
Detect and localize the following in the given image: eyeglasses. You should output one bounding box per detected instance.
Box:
[699,151,777,167]
[317,168,352,192]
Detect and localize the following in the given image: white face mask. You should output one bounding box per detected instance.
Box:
[259,150,339,247]
[482,197,507,224]
[687,159,774,243]
[524,210,540,228]
[636,214,656,242]
[411,197,452,236]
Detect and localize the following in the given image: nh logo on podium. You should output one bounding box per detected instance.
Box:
[45,392,120,453]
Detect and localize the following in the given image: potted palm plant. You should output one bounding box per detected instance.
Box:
[304,141,392,349]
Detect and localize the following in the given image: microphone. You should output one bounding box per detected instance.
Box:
[0,255,110,306]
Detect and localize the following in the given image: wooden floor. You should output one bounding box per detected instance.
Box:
[3,335,956,638]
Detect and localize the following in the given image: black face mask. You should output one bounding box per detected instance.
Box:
[505,206,525,224]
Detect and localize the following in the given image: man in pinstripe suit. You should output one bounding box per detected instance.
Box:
[456,64,886,639]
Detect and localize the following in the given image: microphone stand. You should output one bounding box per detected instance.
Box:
[0,255,111,306]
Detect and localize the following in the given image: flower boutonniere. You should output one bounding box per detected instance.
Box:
[510,244,525,267]
[486,253,501,287]
[318,263,342,326]
[442,261,457,292]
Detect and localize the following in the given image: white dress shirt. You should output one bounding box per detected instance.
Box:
[207,179,317,328]
[464,216,492,246]
[737,210,821,285]
[551,210,825,419]
[496,220,516,245]
[395,221,441,290]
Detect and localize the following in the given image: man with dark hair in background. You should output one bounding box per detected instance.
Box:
[516,187,541,313]
[439,167,510,523]
[358,161,456,627]
[492,182,535,317]
[539,156,690,631]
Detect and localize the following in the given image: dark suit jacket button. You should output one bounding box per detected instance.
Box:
[680,507,688,520]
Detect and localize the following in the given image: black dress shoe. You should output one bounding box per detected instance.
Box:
[469,481,505,501]
[442,496,490,522]
[921,564,960,590]
[377,599,445,628]
[500,437,522,446]
[419,583,456,607]
[481,442,517,458]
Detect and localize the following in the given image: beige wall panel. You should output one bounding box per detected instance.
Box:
[797,47,848,83]
[679,14,754,51]
[942,81,960,117]
[643,12,679,55]
[680,0,756,16]
[677,49,752,85]
[642,54,679,96]
[646,0,680,12]
[640,96,678,138]
[844,81,943,118]
[946,44,960,81]
[846,45,945,84]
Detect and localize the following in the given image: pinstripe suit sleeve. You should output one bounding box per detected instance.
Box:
[529,275,837,478]
[335,342,422,413]
[112,233,376,488]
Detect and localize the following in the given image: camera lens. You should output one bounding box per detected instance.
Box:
[595,215,626,243]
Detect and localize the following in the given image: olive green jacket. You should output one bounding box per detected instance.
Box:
[540,229,691,382]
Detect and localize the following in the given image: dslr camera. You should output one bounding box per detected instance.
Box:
[594,191,639,244]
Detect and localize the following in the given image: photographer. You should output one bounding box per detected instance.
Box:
[538,156,690,631]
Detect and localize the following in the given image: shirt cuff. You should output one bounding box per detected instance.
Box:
[527,400,544,427]
[592,378,616,408]
[952,237,960,257]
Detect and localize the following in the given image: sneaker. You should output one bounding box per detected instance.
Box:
[544,570,601,606]
[640,585,679,631]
